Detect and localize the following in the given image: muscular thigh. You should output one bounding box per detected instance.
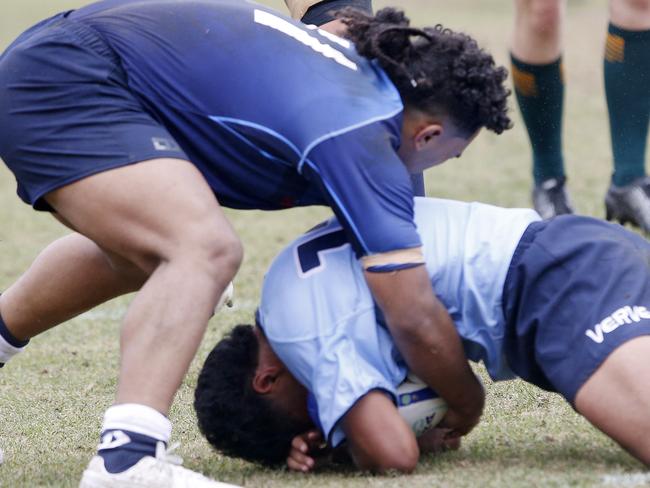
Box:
[505,216,650,403]
[574,336,650,464]
[44,158,238,275]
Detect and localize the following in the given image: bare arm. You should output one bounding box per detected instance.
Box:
[286,391,418,473]
[364,266,484,436]
[341,390,419,473]
[317,18,347,35]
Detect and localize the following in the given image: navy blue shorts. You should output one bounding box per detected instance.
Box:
[0,13,187,211]
[503,216,650,404]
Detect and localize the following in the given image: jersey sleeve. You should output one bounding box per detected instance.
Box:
[308,307,405,446]
[264,305,407,447]
[300,118,424,271]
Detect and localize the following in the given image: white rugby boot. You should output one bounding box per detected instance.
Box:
[79,442,240,488]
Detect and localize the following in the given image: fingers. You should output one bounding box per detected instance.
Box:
[305,429,324,449]
[416,427,447,453]
[443,435,461,451]
[287,449,315,472]
[438,407,480,437]
[417,427,462,455]
[293,432,310,453]
[286,430,323,472]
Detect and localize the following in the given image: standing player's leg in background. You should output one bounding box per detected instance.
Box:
[511,0,573,218]
[604,0,650,232]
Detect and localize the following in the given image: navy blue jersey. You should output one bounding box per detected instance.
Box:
[65,0,419,258]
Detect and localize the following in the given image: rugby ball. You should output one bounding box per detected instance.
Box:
[397,374,448,436]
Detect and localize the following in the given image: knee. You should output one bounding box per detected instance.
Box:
[517,0,563,39]
[204,233,243,280]
[186,227,243,282]
[122,216,243,284]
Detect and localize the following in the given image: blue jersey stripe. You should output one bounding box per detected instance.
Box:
[297,106,403,174]
[208,115,301,157]
[208,116,295,167]
[303,159,370,254]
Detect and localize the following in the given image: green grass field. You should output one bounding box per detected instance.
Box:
[1,0,648,486]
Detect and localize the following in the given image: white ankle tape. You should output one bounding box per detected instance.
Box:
[0,334,25,364]
[102,403,172,442]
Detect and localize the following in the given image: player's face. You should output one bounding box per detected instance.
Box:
[252,327,312,425]
[267,373,312,426]
[398,110,480,173]
[404,126,480,174]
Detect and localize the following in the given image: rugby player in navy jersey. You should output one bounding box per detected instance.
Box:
[0,1,510,485]
[195,198,650,472]
[284,0,428,195]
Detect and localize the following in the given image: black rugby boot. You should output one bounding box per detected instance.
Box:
[532,177,574,219]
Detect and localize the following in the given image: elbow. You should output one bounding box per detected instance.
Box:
[384,448,419,474]
[355,442,419,474]
[377,446,419,474]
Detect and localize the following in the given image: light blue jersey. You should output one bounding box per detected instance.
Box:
[257,197,540,445]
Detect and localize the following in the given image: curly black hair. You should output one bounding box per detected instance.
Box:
[339,7,512,135]
[194,324,308,467]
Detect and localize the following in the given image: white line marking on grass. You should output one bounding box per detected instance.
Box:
[602,473,650,486]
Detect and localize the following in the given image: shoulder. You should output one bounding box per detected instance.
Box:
[259,218,365,342]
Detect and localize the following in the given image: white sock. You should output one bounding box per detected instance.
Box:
[0,333,26,365]
[101,403,172,442]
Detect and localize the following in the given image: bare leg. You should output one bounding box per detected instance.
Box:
[0,233,147,341]
[44,158,242,414]
[574,336,650,464]
[602,0,650,230]
[511,0,572,216]
[512,0,564,63]
[610,0,650,29]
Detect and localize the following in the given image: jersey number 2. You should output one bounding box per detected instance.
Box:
[296,229,348,275]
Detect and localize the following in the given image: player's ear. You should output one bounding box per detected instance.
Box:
[252,364,282,394]
[414,123,443,151]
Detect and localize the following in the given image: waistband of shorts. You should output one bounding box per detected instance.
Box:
[501,219,548,318]
[56,13,119,64]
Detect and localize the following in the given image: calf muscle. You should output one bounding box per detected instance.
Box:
[0,233,145,340]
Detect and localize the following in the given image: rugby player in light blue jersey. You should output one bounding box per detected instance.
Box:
[0,1,510,485]
[195,197,650,472]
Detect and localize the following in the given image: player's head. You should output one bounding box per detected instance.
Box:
[339,7,511,171]
[194,324,312,466]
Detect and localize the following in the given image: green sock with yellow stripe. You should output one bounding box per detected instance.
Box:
[604,24,650,187]
[511,55,565,185]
